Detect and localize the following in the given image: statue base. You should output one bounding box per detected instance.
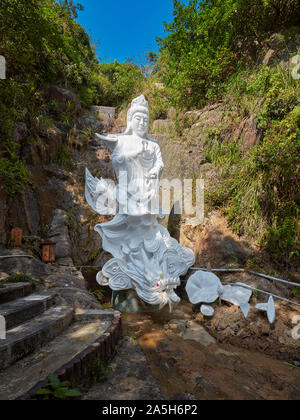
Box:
[111,290,160,313]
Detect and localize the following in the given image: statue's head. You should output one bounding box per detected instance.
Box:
[124,95,149,138]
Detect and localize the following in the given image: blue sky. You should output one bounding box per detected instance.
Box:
[76,0,180,65]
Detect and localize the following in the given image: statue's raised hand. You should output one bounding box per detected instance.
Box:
[95,133,118,152]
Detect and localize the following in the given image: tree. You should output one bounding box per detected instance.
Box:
[58,0,84,18]
[157,0,300,108]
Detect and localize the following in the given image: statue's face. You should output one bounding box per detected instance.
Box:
[131,112,149,137]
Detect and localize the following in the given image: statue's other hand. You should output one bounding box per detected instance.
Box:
[95,133,118,142]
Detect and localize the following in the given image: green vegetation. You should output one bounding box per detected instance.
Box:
[141,0,300,268]
[100,302,112,310]
[91,359,111,383]
[5,273,37,283]
[0,0,299,268]
[284,362,300,370]
[204,64,299,266]
[90,288,105,303]
[35,374,82,400]
[292,288,300,298]
[55,145,74,169]
[157,0,300,109]
[0,0,144,195]
[167,211,181,238]
[98,61,144,107]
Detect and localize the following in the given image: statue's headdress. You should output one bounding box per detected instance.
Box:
[124,95,149,134]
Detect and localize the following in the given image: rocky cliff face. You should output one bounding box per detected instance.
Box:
[1,30,299,279]
[110,102,259,271]
[0,93,260,282]
[0,99,115,275]
[143,92,297,277]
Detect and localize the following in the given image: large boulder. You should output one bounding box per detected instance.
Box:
[237,115,260,148]
[23,186,40,235]
[13,122,28,144]
[258,30,300,66]
[45,85,81,115]
[44,268,100,309]
[151,119,173,134]
[0,249,48,278]
[180,211,255,268]
[48,209,73,265]
[6,195,29,235]
[22,126,64,165]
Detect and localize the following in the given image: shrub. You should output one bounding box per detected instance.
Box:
[157,0,300,109]
[0,0,144,194]
[205,64,300,267]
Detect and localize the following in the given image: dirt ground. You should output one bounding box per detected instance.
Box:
[122,300,300,400]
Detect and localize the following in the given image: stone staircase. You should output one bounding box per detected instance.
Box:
[0,281,122,400]
[0,282,34,304]
[0,290,59,330]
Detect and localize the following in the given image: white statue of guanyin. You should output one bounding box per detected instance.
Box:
[85,95,195,310]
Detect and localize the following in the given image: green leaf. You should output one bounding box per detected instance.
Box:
[48,373,59,383]
[64,389,83,397]
[53,388,68,400]
[48,373,61,389]
[284,362,300,370]
[59,381,71,387]
[292,288,300,298]
[36,388,53,395]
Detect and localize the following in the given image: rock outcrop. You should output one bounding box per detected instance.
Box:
[44,85,81,115]
[48,209,73,266]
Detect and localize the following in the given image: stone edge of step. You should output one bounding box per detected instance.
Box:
[16,310,122,400]
[0,293,58,329]
[0,283,35,304]
[0,305,74,373]
[0,304,73,345]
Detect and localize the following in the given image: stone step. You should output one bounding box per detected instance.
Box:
[82,336,164,401]
[0,310,122,400]
[0,293,58,330]
[0,305,74,371]
[0,283,35,304]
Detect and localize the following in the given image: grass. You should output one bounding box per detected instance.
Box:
[4,273,37,284]
[55,146,74,169]
[91,359,111,383]
[201,61,300,268]
[100,302,112,310]
[284,362,300,370]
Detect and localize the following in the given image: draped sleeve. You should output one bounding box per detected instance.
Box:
[153,142,164,175]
